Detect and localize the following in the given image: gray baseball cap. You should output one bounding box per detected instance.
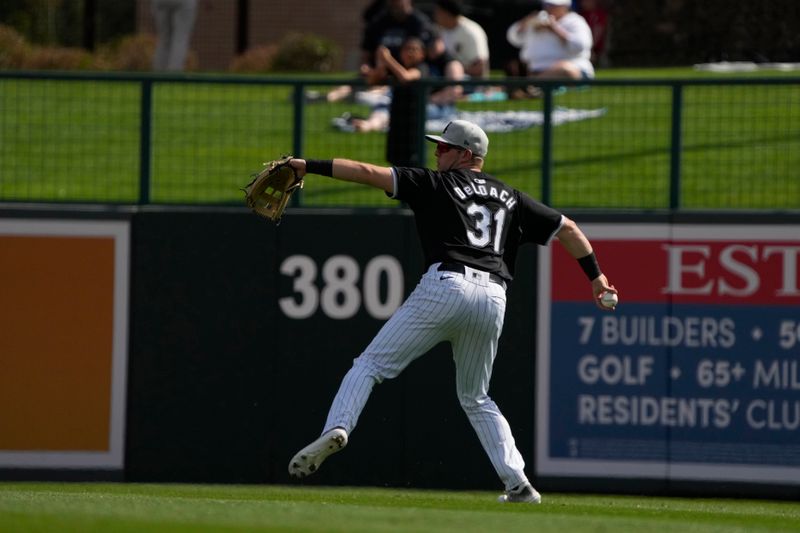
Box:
[425,120,489,158]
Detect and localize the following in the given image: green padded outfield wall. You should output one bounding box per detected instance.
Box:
[125,208,539,490]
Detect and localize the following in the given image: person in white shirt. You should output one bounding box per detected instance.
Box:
[433,0,490,79]
[506,0,594,81]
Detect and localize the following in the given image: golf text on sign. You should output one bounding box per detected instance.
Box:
[537,224,800,484]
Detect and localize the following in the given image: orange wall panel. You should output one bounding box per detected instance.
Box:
[0,236,115,451]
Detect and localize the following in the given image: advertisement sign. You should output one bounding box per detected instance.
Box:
[0,219,129,469]
[537,224,800,483]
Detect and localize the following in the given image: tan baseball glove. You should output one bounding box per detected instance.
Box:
[242,155,304,223]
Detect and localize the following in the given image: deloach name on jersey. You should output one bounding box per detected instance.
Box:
[451,180,518,210]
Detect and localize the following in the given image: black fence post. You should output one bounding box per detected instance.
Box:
[416,81,429,168]
[292,83,305,207]
[138,80,153,205]
[670,83,683,210]
[541,84,554,206]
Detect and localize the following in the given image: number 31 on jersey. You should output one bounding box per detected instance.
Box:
[466,202,506,253]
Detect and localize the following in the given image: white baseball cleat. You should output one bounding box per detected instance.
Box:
[497,483,542,504]
[288,428,348,478]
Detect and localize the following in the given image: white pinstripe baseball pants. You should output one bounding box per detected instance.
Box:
[322,262,529,490]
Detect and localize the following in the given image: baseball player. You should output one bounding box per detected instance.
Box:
[286,120,617,504]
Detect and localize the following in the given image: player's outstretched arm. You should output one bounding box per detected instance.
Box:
[289,158,393,194]
[555,216,617,310]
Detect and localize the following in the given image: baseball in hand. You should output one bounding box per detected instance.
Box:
[600,291,618,309]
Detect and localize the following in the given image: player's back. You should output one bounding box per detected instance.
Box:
[397,167,518,276]
[392,165,564,281]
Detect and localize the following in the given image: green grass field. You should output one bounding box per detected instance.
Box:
[1,67,798,209]
[1,483,798,533]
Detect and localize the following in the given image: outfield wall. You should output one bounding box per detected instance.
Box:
[1,205,798,499]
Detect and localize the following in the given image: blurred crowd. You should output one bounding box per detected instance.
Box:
[317,0,611,137]
[342,0,611,104]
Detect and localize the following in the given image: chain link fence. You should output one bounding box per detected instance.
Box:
[1,72,798,210]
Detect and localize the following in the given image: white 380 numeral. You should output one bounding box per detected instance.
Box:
[466,202,506,253]
[279,254,404,320]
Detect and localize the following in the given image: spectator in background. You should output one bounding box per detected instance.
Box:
[506,0,593,97]
[151,0,197,71]
[347,37,429,132]
[579,0,610,67]
[321,0,438,103]
[385,36,462,166]
[425,37,465,108]
[358,0,462,107]
[356,1,461,165]
[335,38,460,133]
[433,0,490,79]
[361,0,438,70]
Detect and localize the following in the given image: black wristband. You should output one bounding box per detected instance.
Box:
[306,159,333,177]
[577,252,602,281]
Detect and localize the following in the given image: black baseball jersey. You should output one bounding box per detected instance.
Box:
[391,167,564,281]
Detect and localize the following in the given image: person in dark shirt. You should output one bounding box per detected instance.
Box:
[361,0,438,66]
[349,37,428,133]
[285,120,617,504]
[319,0,439,106]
